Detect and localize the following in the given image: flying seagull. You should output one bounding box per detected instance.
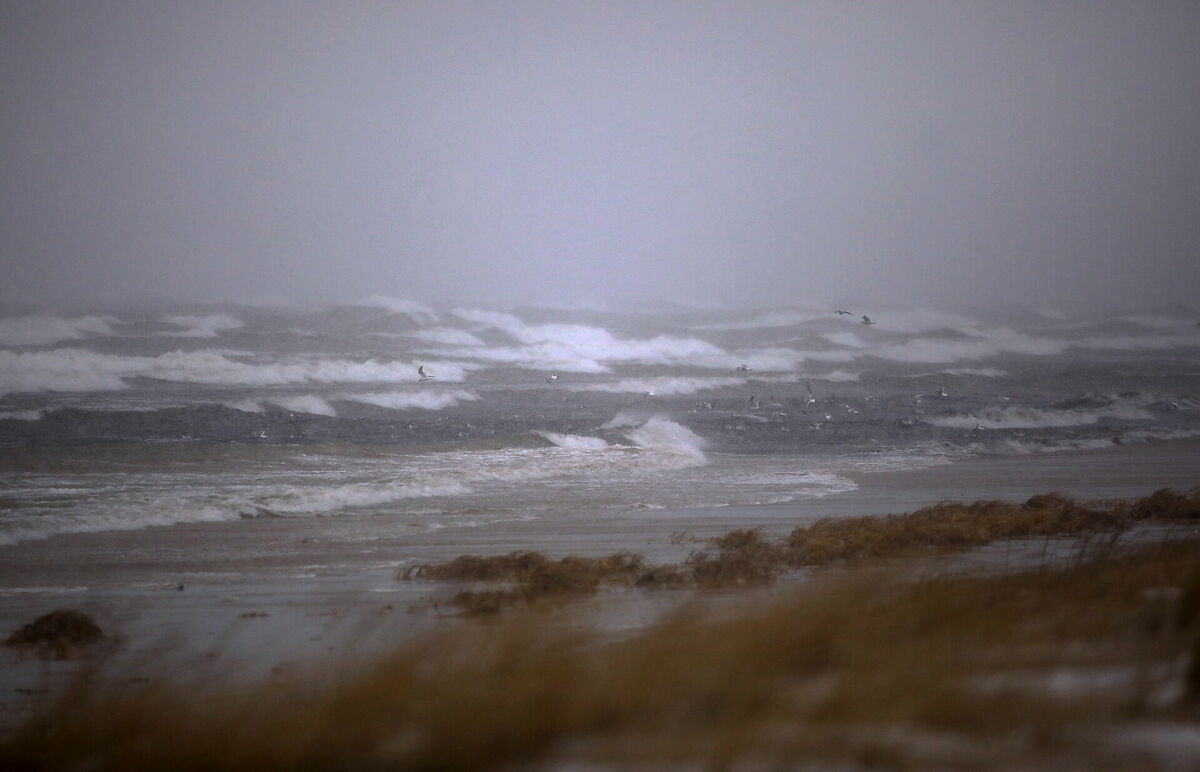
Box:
[802,380,817,414]
[736,364,751,372]
[861,315,876,326]
[417,365,434,382]
[545,374,559,383]
[835,309,854,316]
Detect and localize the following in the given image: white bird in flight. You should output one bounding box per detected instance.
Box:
[835,309,854,316]
[546,374,559,383]
[417,365,434,382]
[861,315,876,326]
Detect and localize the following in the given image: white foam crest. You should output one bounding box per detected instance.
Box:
[404,328,485,346]
[814,369,860,382]
[0,408,44,421]
[451,308,724,367]
[228,399,264,413]
[943,367,1010,377]
[0,499,248,546]
[260,481,469,513]
[423,342,610,373]
[0,348,474,395]
[357,295,440,324]
[722,470,859,501]
[341,390,480,411]
[0,314,118,346]
[821,331,872,348]
[267,395,337,416]
[625,417,708,463]
[926,403,1154,430]
[574,376,746,396]
[1122,428,1200,443]
[0,481,471,545]
[160,313,243,338]
[991,438,1121,455]
[1077,330,1200,352]
[683,347,811,371]
[0,349,129,394]
[599,410,651,429]
[856,308,984,335]
[878,329,1067,363]
[726,348,808,371]
[534,431,610,450]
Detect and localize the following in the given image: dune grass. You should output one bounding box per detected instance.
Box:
[406,488,1200,613]
[4,534,1200,770]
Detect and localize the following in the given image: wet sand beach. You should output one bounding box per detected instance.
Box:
[2,439,1198,678]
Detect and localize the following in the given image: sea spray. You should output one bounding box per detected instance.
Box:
[625,417,708,464]
[534,431,610,450]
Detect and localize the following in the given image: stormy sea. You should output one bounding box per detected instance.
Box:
[2,298,1198,551]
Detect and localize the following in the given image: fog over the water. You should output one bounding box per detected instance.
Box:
[2,1,1198,312]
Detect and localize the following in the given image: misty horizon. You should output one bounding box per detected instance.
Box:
[3,1,1199,313]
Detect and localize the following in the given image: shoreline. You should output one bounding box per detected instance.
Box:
[2,436,1198,590]
[2,437,1198,730]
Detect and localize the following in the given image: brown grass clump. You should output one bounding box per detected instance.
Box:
[5,539,1200,770]
[4,609,105,658]
[784,493,1129,567]
[407,551,650,613]
[1130,487,1200,521]
[684,528,787,586]
[406,490,1199,610]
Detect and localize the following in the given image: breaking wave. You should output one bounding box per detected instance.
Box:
[599,410,651,430]
[0,480,471,546]
[0,408,44,421]
[267,395,337,416]
[257,481,469,514]
[0,314,118,347]
[625,417,708,464]
[0,348,473,395]
[876,329,1067,363]
[534,431,610,450]
[356,296,440,324]
[691,309,826,330]
[925,403,1154,430]
[160,313,243,338]
[341,390,480,411]
[404,328,486,346]
[449,308,725,372]
[573,376,746,396]
[814,369,860,382]
[943,367,1009,378]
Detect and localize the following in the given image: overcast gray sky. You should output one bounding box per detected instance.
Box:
[2,1,1198,311]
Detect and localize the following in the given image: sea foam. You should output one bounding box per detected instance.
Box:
[534,431,610,450]
[625,417,708,464]
[0,348,473,395]
[926,403,1154,430]
[0,315,118,347]
[341,390,480,411]
[160,313,243,338]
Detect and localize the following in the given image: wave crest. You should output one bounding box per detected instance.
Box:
[160,313,243,338]
[0,315,118,347]
[625,417,708,463]
[534,431,610,450]
[341,390,480,411]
